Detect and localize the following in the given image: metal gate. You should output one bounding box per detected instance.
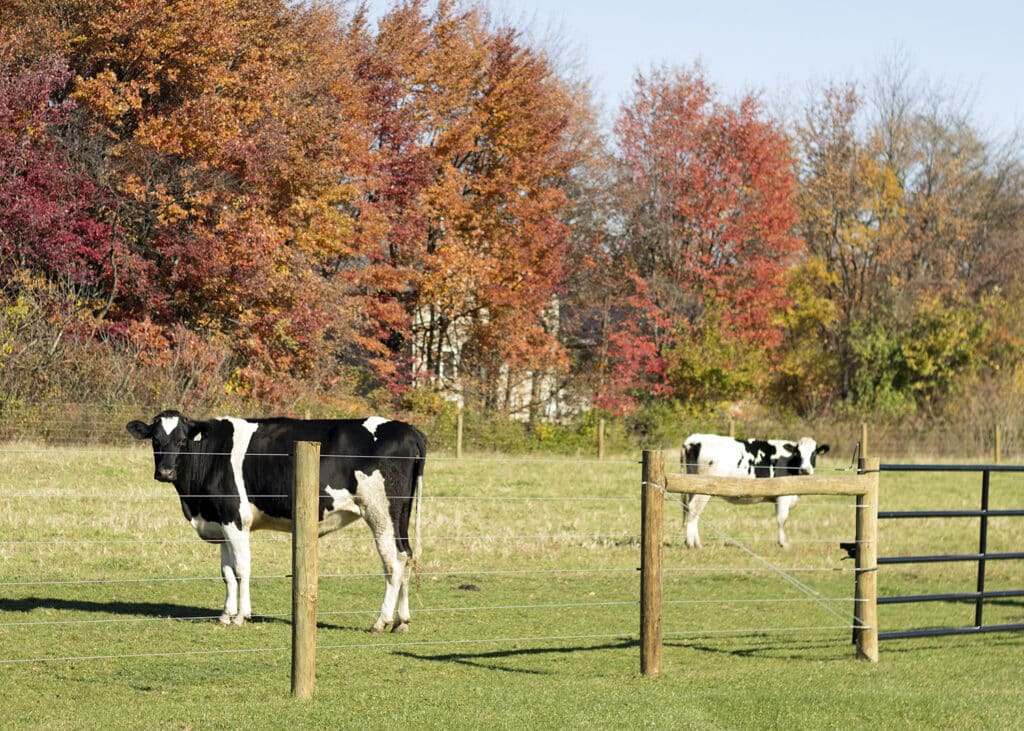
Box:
[877,463,1024,640]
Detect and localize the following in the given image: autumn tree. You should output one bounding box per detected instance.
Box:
[352,0,579,415]
[792,64,1024,415]
[0,50,130,403]
[600,65,803,412]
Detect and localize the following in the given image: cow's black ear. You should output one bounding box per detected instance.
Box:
[126,420,153,440]
[817,444,830,455]
[184,420,206,442]
[782,442,797,455]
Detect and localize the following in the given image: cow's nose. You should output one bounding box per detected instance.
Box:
[800,467,813,475]
[156,466,176,481]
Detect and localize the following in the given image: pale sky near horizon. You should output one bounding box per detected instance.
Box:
[362,0,1024,139]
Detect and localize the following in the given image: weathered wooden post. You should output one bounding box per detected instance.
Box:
[994,425,1002,465]
[854,456,880,662]
[640,450,665,677]
[456,408,464,460]
[598,418,606,461]
[292,441,320,699]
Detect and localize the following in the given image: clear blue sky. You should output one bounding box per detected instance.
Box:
[361,0,1023,139]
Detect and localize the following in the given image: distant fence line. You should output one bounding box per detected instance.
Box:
[1,402,1021,461]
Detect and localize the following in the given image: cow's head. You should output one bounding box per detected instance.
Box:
[126,410,205,483]
[780,437,830,475]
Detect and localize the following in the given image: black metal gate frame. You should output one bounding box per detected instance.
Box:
[877,463,1024,640]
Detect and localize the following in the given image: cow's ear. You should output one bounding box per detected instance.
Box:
[126,420,153,440]
[816,444,830,456]
[185,420,207,442]
[782,442,797,455]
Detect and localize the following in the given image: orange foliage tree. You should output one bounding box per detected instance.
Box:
[0,0,584,411]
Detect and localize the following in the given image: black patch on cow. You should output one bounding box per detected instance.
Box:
[742,439,778,478]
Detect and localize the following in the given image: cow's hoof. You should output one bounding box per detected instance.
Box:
[219,613,233,625]
[370,622,387,633]
[232,615,247,626]
[392,622,409,633]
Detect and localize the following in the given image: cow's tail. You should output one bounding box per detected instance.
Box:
[411,430,427,571]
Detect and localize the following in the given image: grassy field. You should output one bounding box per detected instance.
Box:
[1,445,1022,729]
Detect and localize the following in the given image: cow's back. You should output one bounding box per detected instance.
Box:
[240,417,425,522]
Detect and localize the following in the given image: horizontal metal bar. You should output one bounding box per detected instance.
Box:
[880,463,1024,473]
[879,509,1024,519]
[879,589,1024,605]
[879,623,1024,640]
[878,551,1024,565]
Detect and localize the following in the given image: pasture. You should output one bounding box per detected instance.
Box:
[1,445,1022,729]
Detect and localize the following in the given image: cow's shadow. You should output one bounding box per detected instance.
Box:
[392,638,638,675]
[0,596,284,625]
[0,596,377,630]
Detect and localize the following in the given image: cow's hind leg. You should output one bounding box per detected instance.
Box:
[393,551,412,632]
[356,470,407,633]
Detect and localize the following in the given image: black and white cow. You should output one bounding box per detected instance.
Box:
[680,433,830,549]
[127,411,426,632]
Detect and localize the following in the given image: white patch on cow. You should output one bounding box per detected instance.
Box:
[219,417,259,529]
[362,416,390,438]
[321,484,363,534]
[190,515,227,542]
[159,416,180,435]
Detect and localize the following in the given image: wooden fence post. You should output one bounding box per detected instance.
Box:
[640,450,665,677]
[854,456,880,662]
[598,418,605,461]
[994,425,1002,465]
[292,441,320,699]
[456,409,463,460]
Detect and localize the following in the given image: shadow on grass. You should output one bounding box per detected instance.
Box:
[0,596,387,631]
[665,636,854,661]
[392,638,638,675]
[0,596,286,624]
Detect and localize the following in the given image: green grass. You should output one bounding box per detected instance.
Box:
[1,448,1022,729]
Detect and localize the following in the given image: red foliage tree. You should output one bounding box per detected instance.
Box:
[602,65,804,411]
[0,53,116,295]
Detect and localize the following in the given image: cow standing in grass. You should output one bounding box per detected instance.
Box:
[127,411,426,632]
[680,433,829,548]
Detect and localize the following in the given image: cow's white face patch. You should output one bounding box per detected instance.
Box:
[362,416,390,437]
[795,437,818,473]
[160,416,180,435]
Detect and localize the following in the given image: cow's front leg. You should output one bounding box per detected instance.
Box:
[219,525,253,625]
[219,540,239,624]
[683,494,711,549]
[775,495,799,548]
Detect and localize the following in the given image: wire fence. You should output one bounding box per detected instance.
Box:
[0,446,877,666]
[2,401,1022,461]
